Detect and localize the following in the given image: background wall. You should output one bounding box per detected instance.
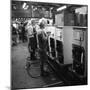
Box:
[55,12,64,26]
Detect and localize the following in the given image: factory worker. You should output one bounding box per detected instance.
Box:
[21,22,28,42]
[37,19,49,76]
[12,22,19,45]
[26,19,39,60]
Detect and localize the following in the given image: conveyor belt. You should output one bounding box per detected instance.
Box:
[47,55,86,86]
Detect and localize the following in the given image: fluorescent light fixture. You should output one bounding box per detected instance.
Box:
[22,2,29,10]
[50,7,53,11]
[13,6,16,9]
[57,5,67,11]
[22,3,27,8]
[24,5,29,10]
[33,7,37,11]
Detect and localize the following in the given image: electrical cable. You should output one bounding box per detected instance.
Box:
[25,57,41,78]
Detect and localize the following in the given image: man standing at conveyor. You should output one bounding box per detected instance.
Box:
[38,19,48,76]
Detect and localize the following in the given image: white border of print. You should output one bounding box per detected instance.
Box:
[0,0,89,90]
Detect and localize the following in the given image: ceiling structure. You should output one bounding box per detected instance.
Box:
[12,0,85,10]
[11,0,86,18]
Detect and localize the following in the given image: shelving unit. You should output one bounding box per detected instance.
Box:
[73,26,87,29]
[71,6,87,78]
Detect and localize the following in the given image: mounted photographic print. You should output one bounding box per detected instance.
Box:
[11,0,88,89]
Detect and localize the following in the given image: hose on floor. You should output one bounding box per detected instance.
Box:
[25,57,41,78]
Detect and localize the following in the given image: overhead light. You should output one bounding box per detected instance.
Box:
[57,5,67,11]
[50,7,53,10]
[22,2,29,10]
[24,5,29,10]
[13,5,16,10]
[33,7,37,11]
[22,3,27,9]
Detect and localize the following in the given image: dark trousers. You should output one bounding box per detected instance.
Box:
[28,37,37,60]
[22,33,26,42]
[30,49,36,60]
[39,50,47,74]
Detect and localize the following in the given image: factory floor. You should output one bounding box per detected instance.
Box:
[11,42,64,89]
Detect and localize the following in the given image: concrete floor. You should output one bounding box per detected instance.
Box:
[11,43,63,89]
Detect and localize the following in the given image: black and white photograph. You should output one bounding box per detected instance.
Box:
[11,0,88,89]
